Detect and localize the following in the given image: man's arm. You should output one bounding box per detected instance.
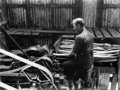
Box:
[68,50,76,57]
[68,35,83,57]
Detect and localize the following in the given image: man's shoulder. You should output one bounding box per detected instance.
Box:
[76,29,94,40]
[76,30,86,38]
[83,28,94,38]
[75,34,84,40]
[85,28,94,37]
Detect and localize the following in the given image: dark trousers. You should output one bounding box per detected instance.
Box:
[62,59,78,80]
[62,59,93,87]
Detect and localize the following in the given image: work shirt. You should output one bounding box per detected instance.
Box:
[73,28,94,69]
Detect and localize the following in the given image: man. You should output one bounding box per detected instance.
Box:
[62,18,94,88]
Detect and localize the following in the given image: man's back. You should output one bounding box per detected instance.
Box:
[73,28,94,69]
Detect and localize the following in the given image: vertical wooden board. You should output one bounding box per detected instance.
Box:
[8,7,12,27]
[93,28,103,38]
[0,34,8,50]
[58,8,60,28]
[6,7,10,26]
[45,8,47,29]
[54,7,57,28]
[82,0,97,27]
[75,0,82,17]
[23,7,27,27]
[111,74,117,90]
[118,53,120,90]
[53,7,55,28]
[47,8,49,29]
[96,0,103,27]
[98,73,110,90]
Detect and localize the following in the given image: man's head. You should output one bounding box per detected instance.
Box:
[71,18,85,33]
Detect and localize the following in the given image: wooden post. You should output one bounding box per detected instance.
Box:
[98,73,110,90]
[118,51,120,90]
[75,0,83,18]
[96,0,103,28]
[25,0,31,28]
[1,0,7,23]
[111,74,118,90]
[51,0,54,29]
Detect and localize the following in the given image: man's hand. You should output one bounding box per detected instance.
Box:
[68,51,76,58]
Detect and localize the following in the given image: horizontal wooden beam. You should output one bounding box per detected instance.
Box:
[103,4,120,9]
[7,29,77,35]
[4,4,75,8]
[94,67,116,73]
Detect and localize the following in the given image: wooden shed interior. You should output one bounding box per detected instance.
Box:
[0,0,120,90]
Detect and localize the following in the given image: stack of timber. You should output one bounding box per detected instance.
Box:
[53,35,119,90]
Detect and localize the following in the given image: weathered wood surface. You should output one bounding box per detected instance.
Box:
[118,53,120,90]
[98,73,110,90]
[0,58,13,62]
[6,28,120,39]
[0,34,8,50]
[97,73,118,90]
[1,0,120,28]
[111,74,118,90]
[100,28,111,38]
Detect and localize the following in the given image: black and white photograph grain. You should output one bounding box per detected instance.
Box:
[0,0,119,90]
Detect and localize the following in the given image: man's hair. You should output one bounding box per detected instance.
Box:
[71,18,85,27]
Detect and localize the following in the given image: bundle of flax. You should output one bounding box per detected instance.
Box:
[55,40,120,62]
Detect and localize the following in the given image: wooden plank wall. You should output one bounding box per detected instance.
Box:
[0,0,2,6]
[1,0,120,28]
[3,0,75,29]
[0,34,8,50]
[82,0,98,27]
[102,0,120,28]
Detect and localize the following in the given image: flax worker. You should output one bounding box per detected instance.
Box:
[62,18,94,88]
